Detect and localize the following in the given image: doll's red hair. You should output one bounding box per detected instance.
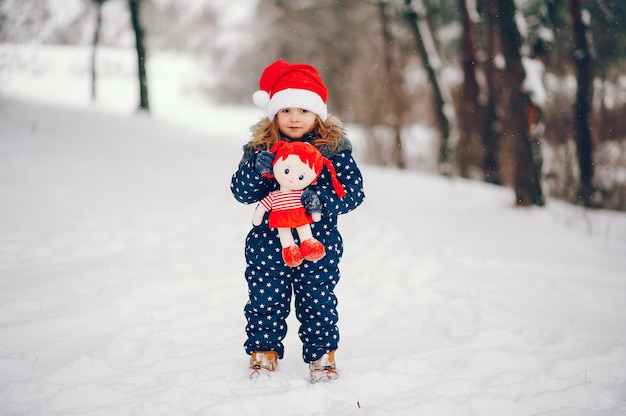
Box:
[270,141,346,198]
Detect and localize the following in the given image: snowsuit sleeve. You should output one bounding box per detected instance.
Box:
[313,139,365,217]
[230,145,277,204]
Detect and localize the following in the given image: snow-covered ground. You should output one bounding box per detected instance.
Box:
[1,45,626,415]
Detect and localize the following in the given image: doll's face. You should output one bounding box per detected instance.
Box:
[273,154,317,191]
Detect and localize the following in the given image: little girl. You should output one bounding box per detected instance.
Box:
[230,60,365,383]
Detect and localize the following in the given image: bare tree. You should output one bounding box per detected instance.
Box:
[403,0,457,175]
[455,0,482,178]
[90,0,106,101]
[378,0,407,169]
[128,0,149,112]
[569,0,596,206]
[496,0,544,206]
[480,0,503,185]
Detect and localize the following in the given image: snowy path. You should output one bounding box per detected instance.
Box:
[1,99,625,415]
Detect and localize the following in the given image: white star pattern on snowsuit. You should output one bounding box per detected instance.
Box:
[231,146,364,363]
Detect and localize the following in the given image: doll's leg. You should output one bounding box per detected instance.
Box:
[296,225,325,262]
[277,227,296,247]
[277,227,302,267]
[295,224,313,242]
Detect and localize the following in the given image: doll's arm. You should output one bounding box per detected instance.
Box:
[252,192,275,227]
[252,204,268,226]
[252,194,272,226]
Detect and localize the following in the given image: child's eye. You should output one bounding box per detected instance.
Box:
[301,109,308,113]
[284,168,290,174]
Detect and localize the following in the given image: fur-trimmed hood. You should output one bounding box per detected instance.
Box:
[247,114,352,159]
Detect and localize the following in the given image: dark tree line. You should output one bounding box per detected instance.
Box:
[5,0,622,209]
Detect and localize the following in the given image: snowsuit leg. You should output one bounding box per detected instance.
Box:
[243,222,343,363]
[294,223,343,363]
[243,227,293,359]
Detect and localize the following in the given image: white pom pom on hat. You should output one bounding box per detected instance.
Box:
[252,60,328,121]
[252,90,270,108]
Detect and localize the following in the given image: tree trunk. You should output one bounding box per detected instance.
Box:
[480,0,502,185]
[496,0,544,206]
[129,0,149,112]
[569,0,596,206]
[379,1,406,169]
[404,0,455,175]
[455,0,481,178]
[90,0,103,101]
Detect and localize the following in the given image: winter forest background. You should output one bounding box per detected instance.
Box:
[1,0,625,210]
[2,1,626,415]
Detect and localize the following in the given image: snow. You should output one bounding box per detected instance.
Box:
[1,45,626,416]
[522,57,547,107]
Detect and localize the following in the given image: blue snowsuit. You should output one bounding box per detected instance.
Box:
[230,120,364,363]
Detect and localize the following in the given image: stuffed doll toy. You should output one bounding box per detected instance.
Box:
[252,141,346,267]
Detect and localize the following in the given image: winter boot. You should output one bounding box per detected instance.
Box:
[249,351,279,379]
[309,350,338,383]
[300,238,325,262]
[282,245,303,267]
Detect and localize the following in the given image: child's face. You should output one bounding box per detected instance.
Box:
[273,154,317,191]
[276,108,317,139]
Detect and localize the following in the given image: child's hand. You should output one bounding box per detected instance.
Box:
[302,190,322,214]
[255,151,275,177]
[311,212,322,222]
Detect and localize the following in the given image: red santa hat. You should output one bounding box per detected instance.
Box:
[252,60,328,121]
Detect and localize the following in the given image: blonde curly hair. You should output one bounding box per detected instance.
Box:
[248,115,344,154]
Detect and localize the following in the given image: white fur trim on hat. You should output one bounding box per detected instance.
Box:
[266,88,328,121]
